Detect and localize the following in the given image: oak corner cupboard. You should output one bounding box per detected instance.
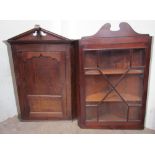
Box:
[7,25,75,120]
[77,22,152,129]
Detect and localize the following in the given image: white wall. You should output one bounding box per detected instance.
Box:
[0,20,155,129]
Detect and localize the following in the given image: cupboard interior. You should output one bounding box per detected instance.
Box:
[84,48,145,122]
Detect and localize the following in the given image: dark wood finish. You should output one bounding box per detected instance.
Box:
[7,26,76,120]
[77,22,152,129]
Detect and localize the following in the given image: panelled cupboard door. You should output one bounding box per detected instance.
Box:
[16,51,68,119]
[77,23,152,129]
[8,26,73,120]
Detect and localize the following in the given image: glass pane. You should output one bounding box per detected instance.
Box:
[115,75,143,102]
[86,106,97,121]
[85,75,110,102]
[84,49,131,71]
[99,49,130,70]
[84,51,97,68]
[128,106,142,120]
[132,49,145,67]
[99,102,127,122]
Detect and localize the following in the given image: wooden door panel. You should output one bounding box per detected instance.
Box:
[28,95,63,112]
[17,51,66,119]
[23,52,65,95]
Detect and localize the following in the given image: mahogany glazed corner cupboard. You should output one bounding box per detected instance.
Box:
[8,26,76,120]
[77,23,152,129]
[7,23,152,129]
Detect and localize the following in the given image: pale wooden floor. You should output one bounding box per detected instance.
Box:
[0,116,155,134]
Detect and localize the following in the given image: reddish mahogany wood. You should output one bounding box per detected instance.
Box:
[77,22,152,129]
[7,26,76,120]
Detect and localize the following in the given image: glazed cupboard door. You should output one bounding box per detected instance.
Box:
[15,51,69,119]
[84,48,144,122]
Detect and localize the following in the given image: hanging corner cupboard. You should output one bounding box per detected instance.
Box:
[7,26,77,120]
[77,22,152,129]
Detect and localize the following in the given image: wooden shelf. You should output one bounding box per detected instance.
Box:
[86,92,141,102]
[85,69,144,75]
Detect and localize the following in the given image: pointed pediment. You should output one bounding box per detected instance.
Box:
[7,25,70,42]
